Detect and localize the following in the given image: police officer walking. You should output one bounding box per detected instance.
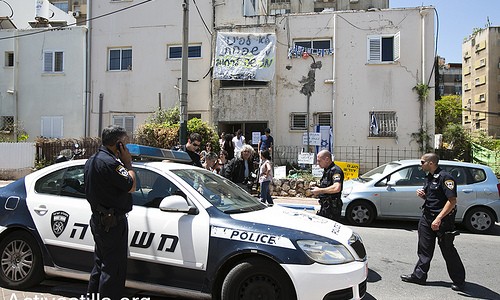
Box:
[401,153,466,292]
[84,125,136,300]
[311,150,344,222]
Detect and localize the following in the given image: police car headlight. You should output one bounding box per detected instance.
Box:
[297,240,354,264]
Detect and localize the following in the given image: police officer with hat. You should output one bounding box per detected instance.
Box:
[84,125,136,300]
[401,153,466,292]
[311,150,344,222]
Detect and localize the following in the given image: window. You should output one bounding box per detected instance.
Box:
[109,48,132,71]
[271,0,290,3]
[5,52,14,67]
[474,76,486,86]
[367,32,400,63]
[0,116,14,131]
[294,39,331,50]
[270,8,290,15]
[43,51,64,72]
[316,112,332,126]
[132,168,182,207]
[35,165,85,198]
[51,1,68,12]
[113,115,134,137]
[384,166,425,186]
[475,93,486,103]
[41,116,63,138]
[464,82,470,91]
[168,45,202,59]
[220,80,268,88]
[290,113,307,130]
[369,111,397,137]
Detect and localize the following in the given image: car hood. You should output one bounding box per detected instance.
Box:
[229,205,353,244]
[342,178,367,196]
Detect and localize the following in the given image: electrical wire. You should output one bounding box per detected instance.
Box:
[192,0,212,36]
[0,0,153,41]
[0,0,14,18]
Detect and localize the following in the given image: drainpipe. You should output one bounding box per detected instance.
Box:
[13,31,19,141]
[420,8,429,152]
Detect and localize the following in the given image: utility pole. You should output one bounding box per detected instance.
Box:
[179,0,189,145]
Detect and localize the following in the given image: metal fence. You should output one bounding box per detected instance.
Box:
[272,145,493,175]
[273,145,423,173]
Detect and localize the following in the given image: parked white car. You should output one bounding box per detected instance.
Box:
[342,159,500,233]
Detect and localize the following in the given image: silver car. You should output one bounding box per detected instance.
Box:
[341,160,500,233]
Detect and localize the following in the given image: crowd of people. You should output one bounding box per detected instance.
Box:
[182,129,275,202]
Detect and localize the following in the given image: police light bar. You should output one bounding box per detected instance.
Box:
[126,144,192,163]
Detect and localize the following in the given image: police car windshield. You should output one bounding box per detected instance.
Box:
[359,162,402,182]
[172,169,266,213]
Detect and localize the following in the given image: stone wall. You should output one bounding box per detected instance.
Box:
[270,178,318,198]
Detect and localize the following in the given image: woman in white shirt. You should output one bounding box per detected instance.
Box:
[259,150,274,205]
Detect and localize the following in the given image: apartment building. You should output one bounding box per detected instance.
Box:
[462,26,500,137]
[436,57,462,98]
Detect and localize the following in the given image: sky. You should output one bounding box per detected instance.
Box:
[389,0,500,63]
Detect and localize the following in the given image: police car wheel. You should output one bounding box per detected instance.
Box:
[346,200,375,226]
[221,258,296,300]
[0,231,44,289]
[463,207,495,233]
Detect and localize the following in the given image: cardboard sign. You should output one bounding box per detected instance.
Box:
[335,161,360,180]
[312,165,323,177]
[298,152,315,164]
[274,166,286,179]
[302,132,321,146]
[252,132,261,145]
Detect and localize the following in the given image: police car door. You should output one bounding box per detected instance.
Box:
[126,167,209,288]
[26,162,95,271]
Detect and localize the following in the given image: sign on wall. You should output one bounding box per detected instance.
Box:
[214,32,276,81]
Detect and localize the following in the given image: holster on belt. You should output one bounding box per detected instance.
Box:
[95,204,117,232]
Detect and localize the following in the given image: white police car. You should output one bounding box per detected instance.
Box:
[0,145,367,299]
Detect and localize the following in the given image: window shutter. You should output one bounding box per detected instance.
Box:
[44,52,53,72]
[393,32,400,61]
[54,52,64,72]
[368,36,381,62]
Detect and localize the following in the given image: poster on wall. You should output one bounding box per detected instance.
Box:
[214,32,276,81]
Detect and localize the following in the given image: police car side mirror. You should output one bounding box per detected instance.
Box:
[159,195,199,215]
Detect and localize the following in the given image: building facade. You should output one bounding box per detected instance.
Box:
[462,26,500,137]
[1,0,83,141]
[212,3,435,155]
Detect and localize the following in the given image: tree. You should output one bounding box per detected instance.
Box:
[435,95,462,134]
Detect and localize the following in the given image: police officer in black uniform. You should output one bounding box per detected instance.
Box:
[311,150,344,222]
[401,153,466,292]
[85,125,136,300]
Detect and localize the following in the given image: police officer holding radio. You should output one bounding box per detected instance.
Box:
[311,150,344,222]
[84,125,136,300]
[401,153,466,292]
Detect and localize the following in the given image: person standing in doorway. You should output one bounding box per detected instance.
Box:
[311,150,344,222]
[258,128,274,157]
[401,153,466,292]
[232,129,246,156]
[84,125,136,300]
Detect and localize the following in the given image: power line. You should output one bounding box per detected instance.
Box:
[0,0,153,41]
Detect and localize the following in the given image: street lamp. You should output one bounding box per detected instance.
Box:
[299,52,322,152]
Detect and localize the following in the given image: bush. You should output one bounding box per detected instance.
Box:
[135,106,219,151]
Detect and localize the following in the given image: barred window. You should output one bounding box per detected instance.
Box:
[369,112,397,137]
[316,112,332,126]
[290,113,307,130]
